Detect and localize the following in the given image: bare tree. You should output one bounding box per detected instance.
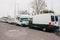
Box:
[32,0,46,15]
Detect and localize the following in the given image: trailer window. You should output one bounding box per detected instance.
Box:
[55,16,58,21]
[51,16,54,22]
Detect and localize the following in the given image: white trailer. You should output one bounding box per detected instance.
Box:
[29,13,59,31]
[16,15,32,26]
[6,18,16,24]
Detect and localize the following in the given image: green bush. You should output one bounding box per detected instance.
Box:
[40,10,54,13]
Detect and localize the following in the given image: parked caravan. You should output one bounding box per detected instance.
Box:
[16,15,32,26]
[29,13,59,31]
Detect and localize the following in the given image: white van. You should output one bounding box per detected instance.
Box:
[7,18,16,24]
[29,13,59,31]
[0,18,5,22]
[16,15,32,26]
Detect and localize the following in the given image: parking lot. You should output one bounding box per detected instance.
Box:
[0,22,60,40]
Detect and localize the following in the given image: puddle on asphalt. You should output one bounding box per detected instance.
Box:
[4,29,28,37]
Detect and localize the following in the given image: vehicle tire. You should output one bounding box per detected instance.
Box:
[43,28,47,32]
[29,26,33,29]
[54,29,60,36]
[29,25,33,29]
[21,24,23,27]
[21,24,25,27]
[16,24,18,26]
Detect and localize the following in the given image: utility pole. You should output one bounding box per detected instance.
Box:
[17,3,20,17]
[52,0,54,11]
[52,0,55,14]
[14,0,16,22]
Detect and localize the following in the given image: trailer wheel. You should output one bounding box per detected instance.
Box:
[43,28,46,31]
[29,25,33,28]
[54,29,60,36]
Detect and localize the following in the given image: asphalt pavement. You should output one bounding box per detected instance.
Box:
[0,22,60,40]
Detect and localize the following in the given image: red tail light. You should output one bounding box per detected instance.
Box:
[48,22,51,26]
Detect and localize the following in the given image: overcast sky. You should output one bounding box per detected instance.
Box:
[0,0,60,18]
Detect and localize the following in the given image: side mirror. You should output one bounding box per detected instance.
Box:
[20,20,22,22]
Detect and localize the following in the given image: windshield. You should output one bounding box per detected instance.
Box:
[20,18,28,21]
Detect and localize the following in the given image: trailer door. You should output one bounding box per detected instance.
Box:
[51,16,58,26]
[54,16,58,26]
